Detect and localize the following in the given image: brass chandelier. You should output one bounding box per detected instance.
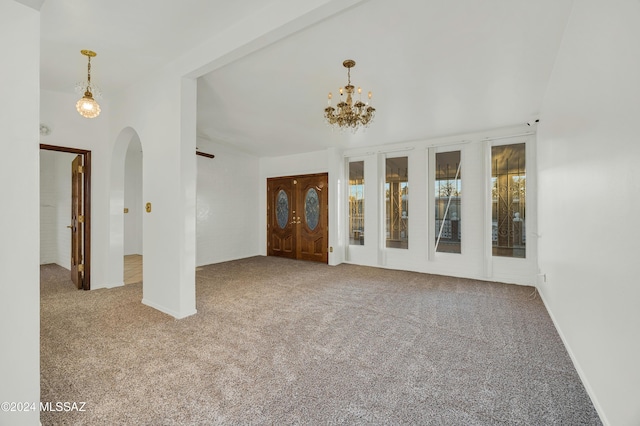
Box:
[75,50,101,119]
[324,59,375,130]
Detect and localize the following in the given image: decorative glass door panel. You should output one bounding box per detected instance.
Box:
[304,188,320,231]
[276,190,289,229]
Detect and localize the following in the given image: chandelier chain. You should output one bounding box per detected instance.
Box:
[87,57,91,87]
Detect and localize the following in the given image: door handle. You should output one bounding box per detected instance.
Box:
[67,225,73,229]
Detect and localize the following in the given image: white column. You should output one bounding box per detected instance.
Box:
[0,2,41,425]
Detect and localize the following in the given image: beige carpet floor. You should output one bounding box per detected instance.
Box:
[40,256,601,425]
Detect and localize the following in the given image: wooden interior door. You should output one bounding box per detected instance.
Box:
[267,173,328,263]
[267,177,296,259]
[70,155,84,289]
[297,174,328,263]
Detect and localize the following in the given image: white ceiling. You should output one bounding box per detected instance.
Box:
[38,0,574,157]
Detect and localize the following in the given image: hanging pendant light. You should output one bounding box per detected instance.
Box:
[75,50,101,119]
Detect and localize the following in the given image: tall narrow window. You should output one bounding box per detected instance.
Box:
[385,157,408,249]
[349,161,365,245]
[435,151,461,253]
[492,143,526,258]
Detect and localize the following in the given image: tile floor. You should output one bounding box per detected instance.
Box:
[123,254,142,284]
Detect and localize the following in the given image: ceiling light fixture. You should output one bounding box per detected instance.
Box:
[75,50,101,119]
[324,59,375,131]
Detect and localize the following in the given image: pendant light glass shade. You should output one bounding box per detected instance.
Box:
[76,91,101,118]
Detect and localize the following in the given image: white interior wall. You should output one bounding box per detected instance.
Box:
[0,2,40,425]
[107,72,197,318]
[327,147,345,265]
[124,137,143,256]
[40,150,58,264]
[196,141,260,266]
[537,1,640,425]
[39,150,76,267]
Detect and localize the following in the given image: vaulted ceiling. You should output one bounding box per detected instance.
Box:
[38,0,574,157]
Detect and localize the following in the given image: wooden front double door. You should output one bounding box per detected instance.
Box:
[267,173,328,263]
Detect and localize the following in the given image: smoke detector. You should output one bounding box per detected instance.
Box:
[40,123,51,136]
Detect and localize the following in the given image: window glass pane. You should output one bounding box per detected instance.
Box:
[435,151,461,253]
[491,143,526,258]
[385,157,408,249]
[349,161,365,245]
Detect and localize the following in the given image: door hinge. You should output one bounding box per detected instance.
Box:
[78,215,85,223]
[77,165,86,173]
[78,264,85,272]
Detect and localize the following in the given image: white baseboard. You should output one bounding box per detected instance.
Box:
[141,298,197,319]
[536,288,609,426]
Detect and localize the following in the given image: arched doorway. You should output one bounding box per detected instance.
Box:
[108,127,143,287]
[123,136,143,284]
